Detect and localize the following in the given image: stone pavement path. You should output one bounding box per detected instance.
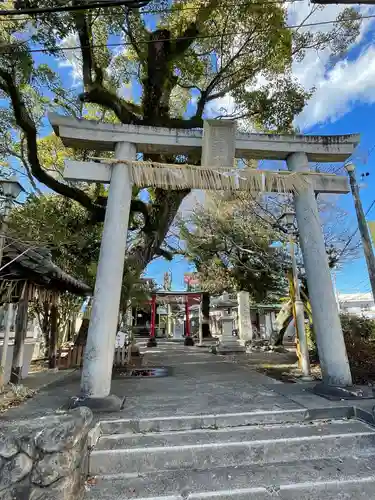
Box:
[110,340,302,419]
[85,341,375,499]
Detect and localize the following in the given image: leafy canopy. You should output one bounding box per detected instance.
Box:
[0,0,360,277]
[177,193,289,302]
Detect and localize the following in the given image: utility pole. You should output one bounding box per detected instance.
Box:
[345,163,375,301]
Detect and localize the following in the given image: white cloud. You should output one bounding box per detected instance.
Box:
[205,94,236,119]
[206,3,375,130]
[58,33,83,87]
[290,3,375,129]
[296,45,375,128]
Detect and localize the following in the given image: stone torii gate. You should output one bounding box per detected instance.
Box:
[49,113,359,410]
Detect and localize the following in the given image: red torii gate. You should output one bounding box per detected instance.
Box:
[147,291,202,347]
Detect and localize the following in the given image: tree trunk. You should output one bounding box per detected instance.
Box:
[10,283,29,384]
[127,189,189,274]
[75,318,89,346]
[269,300,293,346]
[201,292,211,338]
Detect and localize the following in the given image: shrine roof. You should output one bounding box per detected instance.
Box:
[0,239,91,301]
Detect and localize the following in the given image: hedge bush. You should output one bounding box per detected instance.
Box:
[308,313,375,384]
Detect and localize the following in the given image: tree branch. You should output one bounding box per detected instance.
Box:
[80,83,143,124]
[19,136,41,194]
[74,8,142,124]
[0,68,103,217]
[154,247,174,261]
[73,9,93,87]
[172,0,220,57]
[193,29,256,120]
[122,7,147,66]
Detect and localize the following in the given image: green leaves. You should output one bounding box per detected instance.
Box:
[7,194,102,287]
[235,75,312,132]
[0,0,365,287]
[177,193,289,302]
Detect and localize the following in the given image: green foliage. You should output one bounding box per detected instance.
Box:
[7,194,102,287]
[178,193,289,302]
[340,314,375,384]
[340,313,375,341]
[308,313,375,374]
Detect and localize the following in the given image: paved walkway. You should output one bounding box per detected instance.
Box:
[2,340,375,422]
[111,341,300,419]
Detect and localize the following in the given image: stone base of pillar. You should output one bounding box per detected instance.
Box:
[67,394,123,412]
[147,337,158,348]
[214,313,246,354]
[312,383,375,400]
[211,338,246,355]
[184,336,195,346]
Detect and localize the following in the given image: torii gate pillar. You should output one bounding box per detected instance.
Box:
[287,152,352,386]
[78,142,135,409]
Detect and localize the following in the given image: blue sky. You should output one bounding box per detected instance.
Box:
[9,1,375,295]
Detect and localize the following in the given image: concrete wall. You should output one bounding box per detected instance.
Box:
[0,340,35,384]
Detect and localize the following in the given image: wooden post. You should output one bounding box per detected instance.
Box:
[184,297,194,346]
[201,292,211,338]
[150,295,156,338]
[147,295,157,347]
[10,282,29,384]
[185,301,191,338]
[49,293,58,370]
[0,303,13,390]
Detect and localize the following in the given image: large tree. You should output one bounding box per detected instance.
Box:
[0,0,360,280]
[177,193,289,302]
[177,191,361,343]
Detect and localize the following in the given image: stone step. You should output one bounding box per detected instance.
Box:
[86,456,375,499]
[89,421,375,475]
[98,407,353,435]
[95,419,368,451]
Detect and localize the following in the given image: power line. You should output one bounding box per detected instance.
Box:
[0,0,304,21]
[0,12,372,56]
[0,0,151,16]
[336,197,375,262]
[331,142,375,175]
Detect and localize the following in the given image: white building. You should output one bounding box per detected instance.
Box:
[338,293,375,319]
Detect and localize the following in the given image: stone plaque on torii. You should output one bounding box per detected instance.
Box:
[49,113,359,409]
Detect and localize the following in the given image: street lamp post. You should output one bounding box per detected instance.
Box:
[0,176,24,390]
[0,176,24,269]
[277,212,312,380]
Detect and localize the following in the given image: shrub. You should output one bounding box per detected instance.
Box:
[308,313,375,384]
[340,313,375,341]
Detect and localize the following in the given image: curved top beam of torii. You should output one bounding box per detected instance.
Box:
[49,113,359,163]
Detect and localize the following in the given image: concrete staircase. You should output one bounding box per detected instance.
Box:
[86,409,375,499]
